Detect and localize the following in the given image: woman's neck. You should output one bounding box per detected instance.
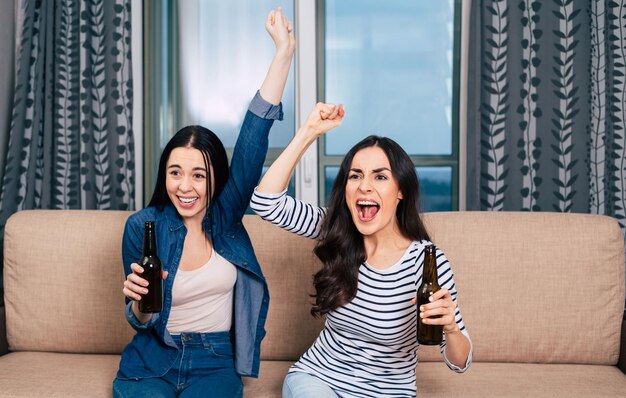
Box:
[363,229,412,270]
[183,218,205,236]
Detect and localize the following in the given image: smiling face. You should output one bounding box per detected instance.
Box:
[165,146,214,226]
[345,146,403,237]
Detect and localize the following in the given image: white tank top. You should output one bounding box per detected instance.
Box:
[166,250,237,334]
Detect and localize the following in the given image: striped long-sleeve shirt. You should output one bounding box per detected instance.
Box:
[251,189,473,398]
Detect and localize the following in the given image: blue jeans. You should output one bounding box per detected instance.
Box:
[282,371,338,398]
[112,332,242,398]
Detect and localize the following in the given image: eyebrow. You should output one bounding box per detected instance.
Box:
[349,167,391,173]
[167,164,207,172]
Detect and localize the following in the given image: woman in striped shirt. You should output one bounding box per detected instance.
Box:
[250,103,473,398]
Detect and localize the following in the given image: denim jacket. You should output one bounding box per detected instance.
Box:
[116,92,282,380]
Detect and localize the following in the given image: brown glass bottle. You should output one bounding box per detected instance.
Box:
[417,244,443,345]
[138,221,163,313]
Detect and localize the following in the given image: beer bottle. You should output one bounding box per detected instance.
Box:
[417,244,443,345]
[138,221,163,313]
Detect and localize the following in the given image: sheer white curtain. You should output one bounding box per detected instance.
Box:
[177,0,295,148]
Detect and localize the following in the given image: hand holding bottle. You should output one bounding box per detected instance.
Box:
[416,288,459,333]
[122,263,168,302]
[415,244,459,344]
[122,264,168,324]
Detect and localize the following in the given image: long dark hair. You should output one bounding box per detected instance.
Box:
[311,135,431,317]
[148,125,229,224]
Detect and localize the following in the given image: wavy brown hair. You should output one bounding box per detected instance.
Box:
[311,135,431,317]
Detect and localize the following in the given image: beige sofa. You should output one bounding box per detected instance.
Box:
[1,210,625,397]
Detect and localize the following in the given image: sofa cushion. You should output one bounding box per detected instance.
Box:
[4,210,624,368]
[244,216,325,361]
[419,212,625,364]
[244,361,626,397]
[415,362,626,397]
[248,211,625,365]
[244,358,626,398]
[4,210,134,353]
[1,353,624,397]
[0,352,120,397]
[3,210,327,358]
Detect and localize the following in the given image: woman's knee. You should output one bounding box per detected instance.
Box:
[282,372,337,398]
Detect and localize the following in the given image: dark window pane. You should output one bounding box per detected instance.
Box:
[324,167,340,205]
[417,167,452,212]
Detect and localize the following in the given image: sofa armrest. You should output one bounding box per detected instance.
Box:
[617,315,626,374]
[0,305,7,356]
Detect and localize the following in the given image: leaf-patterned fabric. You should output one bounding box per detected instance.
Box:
[467,0,626,240]
[0,0,134,287]
[0,0,134,212]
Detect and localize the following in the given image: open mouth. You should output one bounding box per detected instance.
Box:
[178,196,198,208]
[356,200,380,222]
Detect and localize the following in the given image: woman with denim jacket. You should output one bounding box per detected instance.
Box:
[112,8,294,398]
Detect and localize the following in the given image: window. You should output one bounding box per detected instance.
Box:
[143,0,295,201]
[144,0,461,211]
[318,0,460,210]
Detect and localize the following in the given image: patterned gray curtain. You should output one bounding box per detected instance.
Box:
[467,0,626,241]
[0,0,135,292]
[0,0,134,212]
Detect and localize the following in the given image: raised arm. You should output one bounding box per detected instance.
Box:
[259,7,295,105]
[256,102,345,194]
[219,8,295,219]
[251,103,344,239]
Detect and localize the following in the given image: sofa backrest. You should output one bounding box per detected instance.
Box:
[4,210,625,365]
[243,216,325,360]
[4,210,133,354]
[251,211,626,365]
[3,210,324,358]
[418,211,625,365]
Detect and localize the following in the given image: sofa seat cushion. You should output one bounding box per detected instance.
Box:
[416,362,626,397]
[0,352,120,397]
[244,361,626,397]
[2,354,625,397]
